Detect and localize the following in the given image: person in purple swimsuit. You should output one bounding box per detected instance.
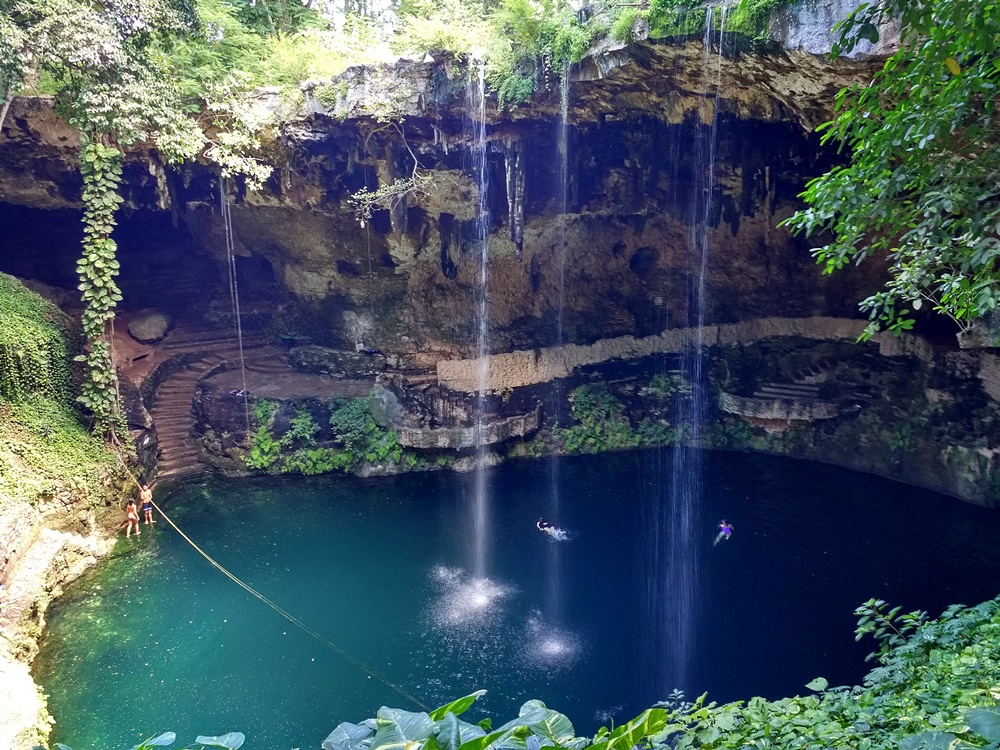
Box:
[714,520,733,546]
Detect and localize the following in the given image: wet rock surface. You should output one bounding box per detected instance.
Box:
[127,310,173,344]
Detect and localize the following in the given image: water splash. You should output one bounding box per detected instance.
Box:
[429,565,515,630]
[522,613,582,670]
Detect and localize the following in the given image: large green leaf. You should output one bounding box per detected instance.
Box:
[968,708,1000,742]
[437,712,487,750]
[515,701,575,745]
[195,733,245,749]
[899,732,956,750]
[596,708,666,750]
[323,722,376,750]
[132,733,176,750]
[430,691,488,722]
[372,708,436,750]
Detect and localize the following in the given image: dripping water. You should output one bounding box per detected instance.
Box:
[657,4,727,695]
[220,177,251,436]
[468,61,492,581]
[544,67,572,625]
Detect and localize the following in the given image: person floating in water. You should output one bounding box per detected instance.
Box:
[140,484,155,525]
[536,518,570,541]
[125,499,140,538]
[714,519,733,546]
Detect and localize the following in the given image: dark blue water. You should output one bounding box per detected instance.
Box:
[35,451,1000,750]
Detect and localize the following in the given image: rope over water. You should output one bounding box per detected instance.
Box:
[119,460,430,711]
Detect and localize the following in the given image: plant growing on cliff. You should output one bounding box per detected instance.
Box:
[329,396,403,465]
[783,0,1000,341]
[554,384,682,454]
[74,141,125,437]
[0,273,72,405]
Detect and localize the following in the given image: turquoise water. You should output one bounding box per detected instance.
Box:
[35,452,1000,750]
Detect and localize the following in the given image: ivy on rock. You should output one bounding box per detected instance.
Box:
[74,141,124,438]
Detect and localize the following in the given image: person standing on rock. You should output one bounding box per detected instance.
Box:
[140,484,155,525]
[125,499,140,538]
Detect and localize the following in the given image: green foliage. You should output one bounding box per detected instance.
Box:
[0,397,115,509]
[329,397,404,466]
[783,0,1000,340]
[609,9,640,43]
[245,425,281,470]
[854,598,928,662]
[74,141,124,438]
[554,385,678,454]
[0,273,72,404]
[245,397,403,476]
[0,275,112,509]
[485,0,596,108]
[726,0,785,40]
[645,0,785,42]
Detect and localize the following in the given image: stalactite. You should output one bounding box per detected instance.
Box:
[439,212,458,279]
[385,143,407,234]
[505,140,525,262]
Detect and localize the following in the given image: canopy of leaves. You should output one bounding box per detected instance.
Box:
[784,0,1000,340]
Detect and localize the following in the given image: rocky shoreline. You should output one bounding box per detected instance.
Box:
[0,497,121,750]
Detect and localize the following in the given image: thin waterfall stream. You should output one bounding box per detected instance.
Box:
[544,68,572,625]
[657,5,727,694]
[470,60,492,582]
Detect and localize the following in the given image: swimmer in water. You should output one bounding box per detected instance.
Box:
[714,519,733,546]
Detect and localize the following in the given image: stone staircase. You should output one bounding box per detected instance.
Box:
[150,325,272,481]
[752,382,822,401]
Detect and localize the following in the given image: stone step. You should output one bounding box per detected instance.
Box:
[754,383,821,400]
[153,420,194,432]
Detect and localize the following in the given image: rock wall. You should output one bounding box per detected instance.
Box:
[0,29,887,358]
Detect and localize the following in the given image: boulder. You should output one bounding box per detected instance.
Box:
[127,310,173,344]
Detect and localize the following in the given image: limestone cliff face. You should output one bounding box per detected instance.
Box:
[0,27,887,359]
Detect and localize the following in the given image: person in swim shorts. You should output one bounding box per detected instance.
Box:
[140,484,155,525]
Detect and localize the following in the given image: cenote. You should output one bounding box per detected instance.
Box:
[35,451,1000,750]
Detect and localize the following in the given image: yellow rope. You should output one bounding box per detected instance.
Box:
[117,459,430,710]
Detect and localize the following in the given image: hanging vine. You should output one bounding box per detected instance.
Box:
[74,140,125,438]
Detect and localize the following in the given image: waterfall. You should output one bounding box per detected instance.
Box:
[220,177,251,436]
[654,4,727,695]
[544,67,572,624]
[469,61,492,581]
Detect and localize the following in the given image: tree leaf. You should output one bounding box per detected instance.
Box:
[437,712,487,750]
[967,708,1000,741]
[195,733,246,749]
[805,677,829,692]
[899,732,955,750]
[372,708,436,750]
[323,722,376,750]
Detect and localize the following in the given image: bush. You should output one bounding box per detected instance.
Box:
[0,273,72,404]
